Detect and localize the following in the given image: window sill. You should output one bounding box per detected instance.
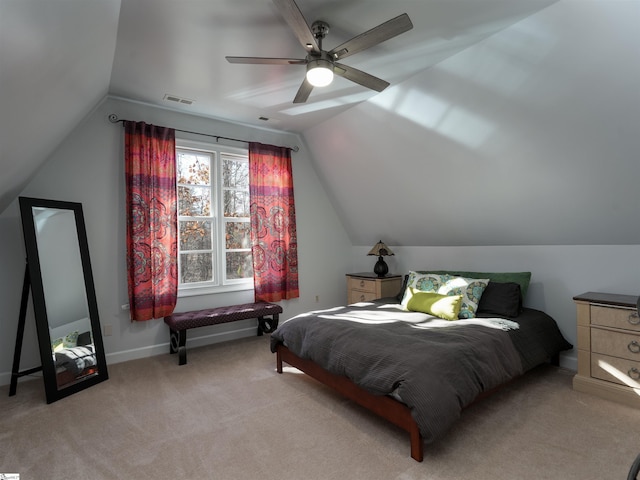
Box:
[178,282,254,298]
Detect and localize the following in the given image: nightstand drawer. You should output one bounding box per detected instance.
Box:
[591,353,640,388]
[348,290,378,304]
[591,328,640,362]
[591,305,640,332]
[348,277,377,294]
[345,273,403,305]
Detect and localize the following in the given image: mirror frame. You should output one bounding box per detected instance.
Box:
[19,196,108,403]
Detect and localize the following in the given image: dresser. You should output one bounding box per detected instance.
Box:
[573,291,640,408]
[346,272,403,304]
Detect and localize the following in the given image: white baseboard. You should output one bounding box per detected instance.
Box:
[0,325,257,387]
[105,325,257,364]
[559,351,577,372]
[1,329,577,387]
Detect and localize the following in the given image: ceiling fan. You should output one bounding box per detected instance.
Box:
[225,0,413,103]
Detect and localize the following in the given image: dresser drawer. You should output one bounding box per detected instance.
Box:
[348,290,378,304]
[591,328,640,362]
[347,277,377,294]
[591,352,640,388]
[591,305,640,332]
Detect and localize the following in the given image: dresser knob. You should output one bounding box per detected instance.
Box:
[628,340,640,354]
[629,313,640,325]
[359,294,365,301]
[629,367,640,381]
[359,280,365,288]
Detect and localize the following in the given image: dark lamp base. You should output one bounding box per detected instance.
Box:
[373,256,389,277]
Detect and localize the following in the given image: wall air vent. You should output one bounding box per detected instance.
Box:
[163,94,194,105]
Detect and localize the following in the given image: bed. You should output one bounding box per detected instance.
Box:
[270,270,572,461]
[50,318,98,388]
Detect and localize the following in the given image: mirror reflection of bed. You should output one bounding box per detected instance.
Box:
[49,317,98,388]
[32,206,99,390]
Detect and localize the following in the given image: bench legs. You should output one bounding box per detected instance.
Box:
[257,313,279,336]
[169,329,187,365]
[169,313,279,366]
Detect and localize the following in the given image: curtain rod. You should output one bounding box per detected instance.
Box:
[108,114,299,152]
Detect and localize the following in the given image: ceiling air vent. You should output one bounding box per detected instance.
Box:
[163,94,194,105]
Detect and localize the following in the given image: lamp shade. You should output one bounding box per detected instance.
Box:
[306,58,334,87]
[367,240,394,257]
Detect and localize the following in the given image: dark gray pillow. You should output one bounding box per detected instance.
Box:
[396,275,409,302]
[477,281,522,318]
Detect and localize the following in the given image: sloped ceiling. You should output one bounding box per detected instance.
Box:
[2,0,639,247]
[304,0,640,246]
[0,0,121,212]
[108,0,557,131]
[1,0,556,215]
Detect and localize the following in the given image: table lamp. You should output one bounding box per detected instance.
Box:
[367,240,394,277]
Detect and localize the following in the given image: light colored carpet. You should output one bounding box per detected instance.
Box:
[1,335,638,479]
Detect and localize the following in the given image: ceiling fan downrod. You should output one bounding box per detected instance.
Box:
[311,20,329,51]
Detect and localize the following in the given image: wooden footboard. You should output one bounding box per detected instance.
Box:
[275,344,424,462]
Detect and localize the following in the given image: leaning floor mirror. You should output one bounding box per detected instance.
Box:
[14,196,108,403]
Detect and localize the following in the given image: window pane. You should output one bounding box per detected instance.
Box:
[180,253,213,283]
[226,252,253,279]
[224,190,250,217]
[226,222,251,249]
[223,158,248,189]
[177,151,210,185]
[179,186,211,216]
[179,220,212,250]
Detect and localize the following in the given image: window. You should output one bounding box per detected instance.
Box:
[176,139,253,296]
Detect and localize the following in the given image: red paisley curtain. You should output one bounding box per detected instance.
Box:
[249,143,299,302]
[124,121,178,321]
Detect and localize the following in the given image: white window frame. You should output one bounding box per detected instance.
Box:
[176,138,253,297]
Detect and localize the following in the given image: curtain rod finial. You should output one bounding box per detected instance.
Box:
[108,114,119,123]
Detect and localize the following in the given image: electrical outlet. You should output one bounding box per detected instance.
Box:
[103,324,113,336]
[121,303,130,310]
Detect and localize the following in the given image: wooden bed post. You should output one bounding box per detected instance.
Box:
[275,344,424,462]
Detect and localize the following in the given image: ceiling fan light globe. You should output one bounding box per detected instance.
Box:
[306,59,334,87]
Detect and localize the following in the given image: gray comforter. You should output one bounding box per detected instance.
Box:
[271,300,570,444]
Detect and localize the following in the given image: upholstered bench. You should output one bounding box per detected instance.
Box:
[164,301,283,365]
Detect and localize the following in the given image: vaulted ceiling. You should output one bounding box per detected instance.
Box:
[2,0,639,246]
[0,0,556,211]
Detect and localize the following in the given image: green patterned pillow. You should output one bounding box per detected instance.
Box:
[63,330,79,348]
[406,290,462,320]
[401,271,489,319]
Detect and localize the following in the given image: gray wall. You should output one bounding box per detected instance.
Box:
[0,96,352,385]
[351,245,640,370]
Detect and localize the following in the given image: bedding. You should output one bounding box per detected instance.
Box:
[50,322,97,386]
[271,298,571,445]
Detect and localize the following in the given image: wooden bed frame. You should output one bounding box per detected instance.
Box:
[276,344,561,462]
[275,344,424,462]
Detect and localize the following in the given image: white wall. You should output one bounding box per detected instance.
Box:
[303,0,640,248]
[0,96,352,386]
[350,244,640,370]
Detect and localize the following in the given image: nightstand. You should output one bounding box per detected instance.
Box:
[346,272,403,304]
[573,291,640,408]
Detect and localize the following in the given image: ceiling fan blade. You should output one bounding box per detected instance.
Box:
[329,13,413,61]
[334,63,390,92]
[225,56,306,65]
[272,0,319,52]
[293,78,314,103]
